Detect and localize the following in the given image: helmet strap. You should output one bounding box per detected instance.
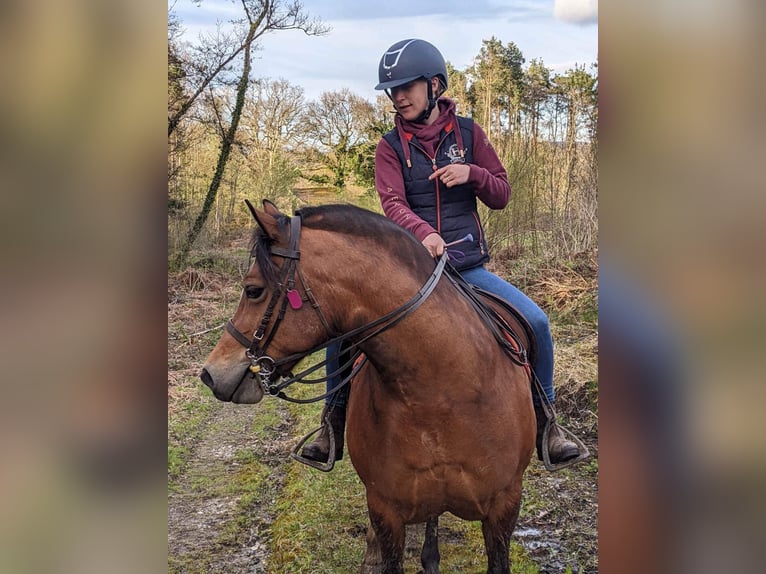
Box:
[386,79,439,124]
[413,80,436,124]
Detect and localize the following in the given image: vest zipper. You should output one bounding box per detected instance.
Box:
[408,131,454,234]
[433,159,441,232]
[472,212,485,255]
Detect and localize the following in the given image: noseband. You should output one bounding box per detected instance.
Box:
[225,212,448,402]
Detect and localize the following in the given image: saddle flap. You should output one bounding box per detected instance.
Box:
[472,287,539,368]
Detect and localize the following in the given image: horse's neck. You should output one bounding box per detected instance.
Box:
[355,288,495,398]
[321,249,492,386]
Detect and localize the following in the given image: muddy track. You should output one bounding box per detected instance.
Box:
[168,399,295,573]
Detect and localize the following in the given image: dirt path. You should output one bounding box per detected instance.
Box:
[168,397,295,573]
[515,430,599,574]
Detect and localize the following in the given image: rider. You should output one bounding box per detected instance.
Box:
[302,38,583,469]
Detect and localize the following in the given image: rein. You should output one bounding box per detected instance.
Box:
[225,213,449,403]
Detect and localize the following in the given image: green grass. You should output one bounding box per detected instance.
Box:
[267,353,367,572]
[168,382,217,485]
[168,380,287,574]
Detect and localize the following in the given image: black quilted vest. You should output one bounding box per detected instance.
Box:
[383,116,489,271]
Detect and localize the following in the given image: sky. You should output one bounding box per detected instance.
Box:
[172,0,598,102]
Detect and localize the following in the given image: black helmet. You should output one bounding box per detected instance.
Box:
[375,39,448,91]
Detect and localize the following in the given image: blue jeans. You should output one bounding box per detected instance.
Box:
[325,339,350,408]
[325,265,555,407]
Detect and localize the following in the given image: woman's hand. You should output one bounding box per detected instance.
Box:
[422,233,446,258]
[429,164,470,188]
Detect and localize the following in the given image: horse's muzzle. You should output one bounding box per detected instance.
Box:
[199,367,215,390]
[200,365,264,404]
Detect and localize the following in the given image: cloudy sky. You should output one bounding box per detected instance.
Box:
[173,0,597,102]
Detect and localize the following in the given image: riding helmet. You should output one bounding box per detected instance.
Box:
[375,38,448,91]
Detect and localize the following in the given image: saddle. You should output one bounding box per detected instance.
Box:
[474,287,538,369]
[443,265,537,374]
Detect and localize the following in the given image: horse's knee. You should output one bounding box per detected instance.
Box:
[526,308,550,337]
[362,523,383,570]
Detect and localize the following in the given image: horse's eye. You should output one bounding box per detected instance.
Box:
[245,286,265,300]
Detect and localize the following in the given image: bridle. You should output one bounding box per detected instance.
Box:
[224,211,448,403]
[225,214,332,385]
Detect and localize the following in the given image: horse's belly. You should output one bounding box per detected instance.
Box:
[351,446,528,523]
[362,464,524,523]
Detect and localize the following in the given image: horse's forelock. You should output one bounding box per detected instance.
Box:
[248,214,290,284]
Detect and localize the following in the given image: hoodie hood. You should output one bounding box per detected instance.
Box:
[394,98,465,166]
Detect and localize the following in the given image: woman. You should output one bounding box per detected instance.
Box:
[302,39,582,468]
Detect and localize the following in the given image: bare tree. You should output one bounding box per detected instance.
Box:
[172,0,328,267]
[239,78,306,200]
[168,0,327,137]
[303,88,375,190]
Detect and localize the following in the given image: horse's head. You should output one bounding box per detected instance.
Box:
[200,200,335,403]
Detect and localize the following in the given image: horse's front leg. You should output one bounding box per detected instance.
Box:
[364,496,405,574]
[481,498,522,574]
[361,521,383,574]
[420,516,440,574]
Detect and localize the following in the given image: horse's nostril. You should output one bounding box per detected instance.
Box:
[200,368,214,389]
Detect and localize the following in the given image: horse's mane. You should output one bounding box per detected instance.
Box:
[249,203,432,284]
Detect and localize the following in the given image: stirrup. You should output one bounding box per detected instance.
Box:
[289,410,337,472]
[541,419,591,472]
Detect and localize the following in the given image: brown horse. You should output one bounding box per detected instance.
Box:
[200,201,536,574]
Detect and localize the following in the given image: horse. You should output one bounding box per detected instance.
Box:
[200,200,536,574]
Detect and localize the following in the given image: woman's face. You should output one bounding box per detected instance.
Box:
[390,78,435,122]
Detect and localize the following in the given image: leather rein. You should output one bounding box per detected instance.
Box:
[225,213,449,403]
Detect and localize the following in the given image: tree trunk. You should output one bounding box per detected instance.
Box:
[174,27,256,268]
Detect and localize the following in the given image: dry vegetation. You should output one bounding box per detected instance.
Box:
[168,266,240,418]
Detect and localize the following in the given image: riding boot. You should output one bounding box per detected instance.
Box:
[534,401,580,464]
[300,405,347,463]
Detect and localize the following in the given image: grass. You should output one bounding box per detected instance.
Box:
[268,355,369,573]
[167,380,288,573]
[167,382,216,485]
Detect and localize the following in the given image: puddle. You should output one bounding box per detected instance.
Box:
[515,525,563,556]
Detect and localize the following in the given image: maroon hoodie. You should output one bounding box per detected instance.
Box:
[375,97,511,243]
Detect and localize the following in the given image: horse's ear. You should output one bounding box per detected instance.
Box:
[262,199,282,218]
[244,199,259,220]
[244,199,280,240]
